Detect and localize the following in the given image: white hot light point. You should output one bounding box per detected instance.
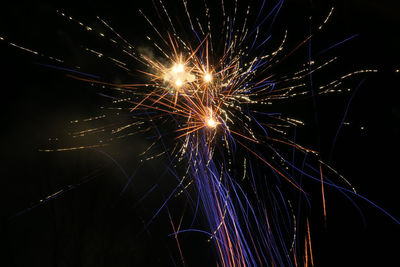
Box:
[174,64,184,73]
[204,73,212,82]
[206,117,218,128]
[175,79,183,87]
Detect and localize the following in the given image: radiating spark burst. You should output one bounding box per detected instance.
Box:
[4,0,400,266]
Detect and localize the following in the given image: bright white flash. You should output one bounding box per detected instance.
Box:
[175,79,183,87]
[204,73,212,82]
[174,64,184,73]
[206,117,217,128]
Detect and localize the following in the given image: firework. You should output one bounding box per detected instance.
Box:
[3,0,399,266]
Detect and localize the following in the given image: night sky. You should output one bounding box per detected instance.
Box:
[1,0,399,266]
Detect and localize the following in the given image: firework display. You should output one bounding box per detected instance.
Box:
[2,0,399,266]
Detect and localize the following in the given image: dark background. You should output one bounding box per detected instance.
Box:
[1,0,399,266]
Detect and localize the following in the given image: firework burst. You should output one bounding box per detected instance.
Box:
[2,0,399,266]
